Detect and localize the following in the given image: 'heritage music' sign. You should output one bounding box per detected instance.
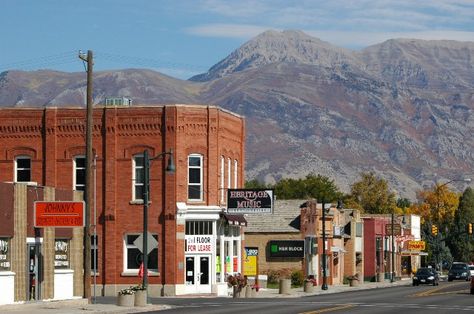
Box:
[227,189,274,214]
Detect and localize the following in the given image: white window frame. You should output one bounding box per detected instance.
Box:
[14,155,31,182]
[188,154,203,201]
[220,156,225,204]
[132,154,144,201]
[123,233,158,273]
[234,159,238,188]
[73,155,86,191]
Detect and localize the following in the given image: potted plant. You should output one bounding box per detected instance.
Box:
[348,273,360,287]
[117,287,135,307]
[304,276,317,292]
[131,284,147,307]
[227,273,247,298]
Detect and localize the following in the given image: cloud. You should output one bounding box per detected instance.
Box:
[186,24,273,38]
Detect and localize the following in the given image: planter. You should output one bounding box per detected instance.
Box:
[134,289,147,307]
[251,288,257,298]
[232,286,242,298]
[376,272,384,282]
[349,279,359,287]
[279,279,291,294]
[245,285,252,298]
[304,281,315,293]
[117,293,134,307]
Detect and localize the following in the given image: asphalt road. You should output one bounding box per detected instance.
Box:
[130,281,474,314]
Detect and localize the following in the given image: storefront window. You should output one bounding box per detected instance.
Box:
[0,238,11,271]
[54,239,70,269]
[124,234,158,272]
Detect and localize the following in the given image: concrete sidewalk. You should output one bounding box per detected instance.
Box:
[0,279,411,313]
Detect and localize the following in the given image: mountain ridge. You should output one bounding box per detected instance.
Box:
[1,30,473,199]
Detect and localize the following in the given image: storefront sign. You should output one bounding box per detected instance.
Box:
[227,189,274,214]
[243,247,258,276]
[0,238,10,271]
[268,240,305,258]
[407,240,425,251]
[54,240,69,268]
[385,224,401,236]
[34,201,85,227]
[185,235,214,253]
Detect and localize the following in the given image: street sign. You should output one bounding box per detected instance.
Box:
[385,224,401,236]
[407,240,426,251]
[34,201,85,227]
[134,232,158,255]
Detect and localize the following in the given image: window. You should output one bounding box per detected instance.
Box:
[234,160,238,188]
[220,156,225,203]
[91,235,98,273]
[133,154,144,201]
[227,158,231,190]
[124,234,158,272]
[15,156,31,182]
[185,221,213,235]
[188,154,203,201]
[74,156,86,191]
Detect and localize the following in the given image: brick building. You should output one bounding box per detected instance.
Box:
[0,104,246,298]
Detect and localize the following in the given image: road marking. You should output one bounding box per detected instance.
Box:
[299,304,355,314]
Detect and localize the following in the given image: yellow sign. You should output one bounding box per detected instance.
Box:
[407,240,425,251]
[243,247,258,276]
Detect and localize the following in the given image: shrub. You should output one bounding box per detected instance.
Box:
[291,269,304,287]
[267,269,280,284]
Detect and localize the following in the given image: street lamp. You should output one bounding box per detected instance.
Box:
[321,199,331,290]
[142,149,175,292]
[433,177,471,271]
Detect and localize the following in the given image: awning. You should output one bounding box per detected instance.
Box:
[222,213,247,227]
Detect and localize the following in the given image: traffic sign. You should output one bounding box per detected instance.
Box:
[34,201,85,227]
[134,232,158,255]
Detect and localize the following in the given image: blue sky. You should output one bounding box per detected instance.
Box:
[1,0,473,79]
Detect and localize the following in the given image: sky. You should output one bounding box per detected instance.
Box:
[1,0,474,80]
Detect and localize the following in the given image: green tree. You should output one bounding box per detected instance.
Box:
[346,172,396,214]
[446,187,474,262]
[273,174,342,202]
[245,179,267,189]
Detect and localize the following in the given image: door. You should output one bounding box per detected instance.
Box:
[27,243,42,300]
[185,254,211,294]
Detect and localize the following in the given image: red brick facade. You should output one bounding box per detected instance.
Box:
[0,105,245,296]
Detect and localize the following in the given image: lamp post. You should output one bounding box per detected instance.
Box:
[142,149,175,292]
[433,177,471,271]
[321,199,329,290]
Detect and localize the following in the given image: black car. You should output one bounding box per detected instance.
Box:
[448,262,471,281]
[413,267,439,286]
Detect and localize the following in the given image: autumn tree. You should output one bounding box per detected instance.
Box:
[411,184,461,225]
[346,172,396,214]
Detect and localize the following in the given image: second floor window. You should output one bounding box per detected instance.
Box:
[188,154,203,201]
[15,156,31,182]
[133,155,144,201]
[74,156,86,191]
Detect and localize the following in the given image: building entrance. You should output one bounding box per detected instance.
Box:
[27,243,42,300]
[185,254,211,294]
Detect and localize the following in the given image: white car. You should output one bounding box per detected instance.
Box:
[469,265,474,277]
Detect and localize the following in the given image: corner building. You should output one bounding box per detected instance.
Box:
[0,104,246,297]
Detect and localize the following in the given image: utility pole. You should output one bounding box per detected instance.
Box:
[79,50,93,302]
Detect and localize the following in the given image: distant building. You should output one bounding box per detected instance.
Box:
[104,97,132,106]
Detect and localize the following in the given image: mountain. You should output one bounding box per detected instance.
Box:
[1,30,474,199]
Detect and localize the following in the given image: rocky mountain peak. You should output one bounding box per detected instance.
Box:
[190,29,356,82]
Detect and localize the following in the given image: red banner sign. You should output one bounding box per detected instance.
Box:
[34,201,85,227]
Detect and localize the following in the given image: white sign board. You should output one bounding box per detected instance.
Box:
[185,235,214,253]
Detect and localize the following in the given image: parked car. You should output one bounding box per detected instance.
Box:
[413,267,439,286]
[448,262,471,281]
[469,265,474,277]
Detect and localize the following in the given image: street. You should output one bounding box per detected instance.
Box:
[132,281,474,314]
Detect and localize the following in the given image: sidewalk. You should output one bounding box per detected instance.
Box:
[0,279,411,313]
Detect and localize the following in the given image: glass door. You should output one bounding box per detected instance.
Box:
[184,254,211,294]
[27,243,42,300]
